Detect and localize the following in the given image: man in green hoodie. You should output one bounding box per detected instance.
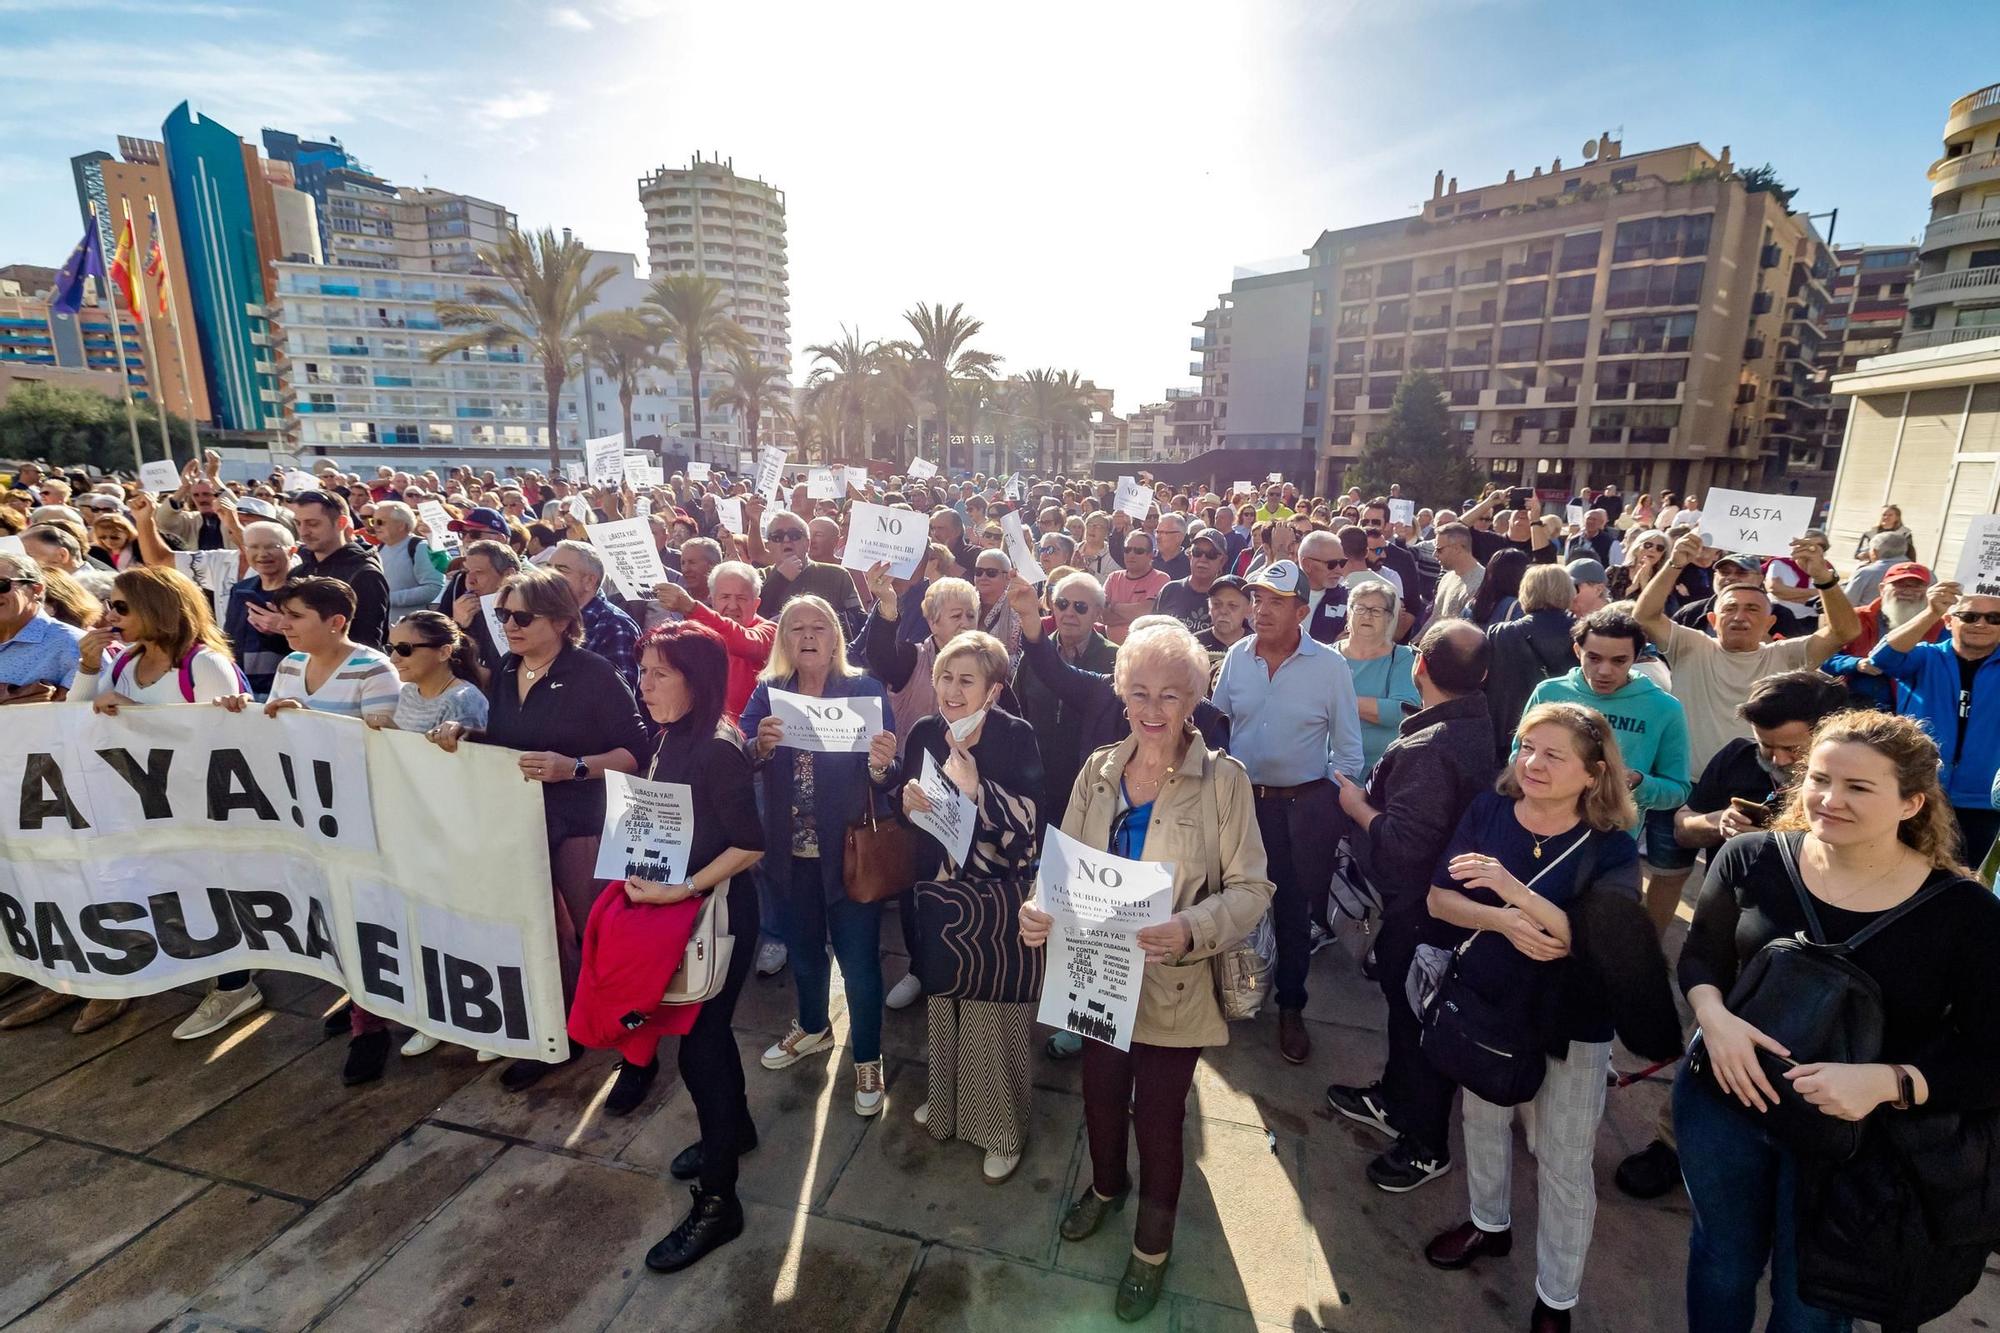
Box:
[1521,606,1693,928]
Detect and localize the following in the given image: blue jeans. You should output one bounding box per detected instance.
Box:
[1674,1066,1850,1333]
[776,857,883,1063]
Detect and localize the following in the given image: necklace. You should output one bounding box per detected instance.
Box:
[1530,830,1555,860]
[521,654,557,681]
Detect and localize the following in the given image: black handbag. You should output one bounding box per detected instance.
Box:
[911,875,1045,1003]
[1687,832,1958,1161]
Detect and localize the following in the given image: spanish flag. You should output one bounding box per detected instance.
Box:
[145,210,170,320]
[108,216,140,324]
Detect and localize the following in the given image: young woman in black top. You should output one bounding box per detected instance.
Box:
[625,621,767,1276]
[1673,710,2000,1333]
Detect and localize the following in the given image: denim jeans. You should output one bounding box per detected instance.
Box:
[1673,1065,1851,1333]
[777,857,883,1063]
[1252,781,1344,1012]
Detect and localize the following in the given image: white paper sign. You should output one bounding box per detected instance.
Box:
[713,496,745,536]
[566,495,592,526]
[767,688,883,754]
[909,751,974,867]
[1233,480,1254,496]
[1697,488,1817,557]
[282,469,320,492]
[594,772,695,884]
[478,592,509,651]
[1006,474,1025,502]
[907,457,938,482]
[417,500,460,554]
[754,445,787,501]
[1113,476,1152,521]
[687,461,711,483]
[1389,498,1416,528]
[1565,501,1586,528]
[635,495,653,518]
[585,433,626,486]
[840,501,928,579]
[562,460,586,484]
[1034,826,1174,1052]
[171,550,239,601]
[844,466,869,495]
[139,459,181,493]
[1001,511,1045,585]
[1267,472,1285,483]
[1955,515,2000,597]
[807,468,840,500]
[584,516,668,600]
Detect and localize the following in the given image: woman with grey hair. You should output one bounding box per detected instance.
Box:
[971,547,1022,661]
[369,501,444,624]
[1333,576,1420,780]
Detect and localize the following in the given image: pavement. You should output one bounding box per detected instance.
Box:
[1,913,1996,1333]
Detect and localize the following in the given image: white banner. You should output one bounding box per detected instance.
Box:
[1113,476,1152,521]
[686,461,711,483]
[843,466,870,495]
[139,459,181,493]
[754,445,788,501]
[840,501,927,579]
[594,772,694,884]
[584,517,668,600]
[1956,515,2000,597]
[585,433,626,486]
[1000,511,1045,585]
[806,467,840,500]
[906,457,937,482]
[1697,488,1817,557]
[908,751,974,867]
[767,688,883,753]
[0,707,566,1061]
[1034,827,1173,1051]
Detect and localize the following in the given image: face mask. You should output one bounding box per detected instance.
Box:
[948,708,988,744]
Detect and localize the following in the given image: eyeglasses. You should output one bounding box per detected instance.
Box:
[108,599,131,616]
[387,641,447,657]
[494,608,540,628]
[973,566,1006,579]
[365,518,383,529]
[0,577,41,594]
[1953,611,2000,625]
[1052,597,1096,614]
[1123,545,1151,555]
[769,529,806,542]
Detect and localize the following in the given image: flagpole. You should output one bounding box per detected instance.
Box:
[150,195,203,462]
[122,199,172,461]
[88,202,144,473]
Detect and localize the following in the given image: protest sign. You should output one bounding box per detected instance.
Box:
[686,460,711,483]
[1113,476,1153,521]
[417,500,461,554]
[907,457,938,482]
[1006,474,1025,502]
[0,707,567,1061]
[594,773,695,884]
[1233,480,1254,496]
[0,535,24,557]
[908,752,974,867]
[567,495,592,526]
[714,496,744,535]
[844,466,870,495]
[754,445,787,501]
[635,495,653,518]
[1389,498,1416,528]
[767,688,883,754]
[840,501,928,578]
[562,460,586,484]
[1267,472,1284,483]
[1696,488,1817,557]
[171,550,239,602]
[584,517,668,599]
[585,433,626,486]
[1034,826,1173,1051]
[281,469,320,492]
[478,592,510,651]
[139,459,181,493]
[1955,515,2000,597]
[1565,501,1586,528]
[1001,511,1045,585]
[807,468,840,500]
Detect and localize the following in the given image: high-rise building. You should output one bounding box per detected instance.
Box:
[0,290,151,410]
[1906,81,2000,351]
[69,151,115,259]
[261,159,324,264]
[261,129,368,262]
[1806,244,1914,490]
[637,153,792,439]
[1208,137,1833,500]
[160,102,284,434]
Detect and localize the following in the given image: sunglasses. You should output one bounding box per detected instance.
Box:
[973,566,1006,578]
[494,608,540,628]
[1123,545,1152,555]
[388,641,447,657]
[1052,597,1096,614]
[769,530,806,542]
[108,599,131,616]
[1953,611,2000,625]
[0,577,41,594]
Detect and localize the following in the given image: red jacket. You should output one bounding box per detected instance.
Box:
[568,884,704,1051]
[683,601,776,724]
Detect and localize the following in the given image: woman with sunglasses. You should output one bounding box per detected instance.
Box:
[1606,529,1668,603]
[88,512,144,571]
[970,549,1022,661]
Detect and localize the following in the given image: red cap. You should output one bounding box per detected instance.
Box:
[1882,562,1932,586]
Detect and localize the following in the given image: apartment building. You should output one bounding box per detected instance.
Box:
[1208,137,1832,500]
[0,291,151,408]
[1906,81,2000,351]
[1807,244,1914,489]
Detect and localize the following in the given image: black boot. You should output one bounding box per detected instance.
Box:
[645,1186,744,1273]
[670,1124,759,1182]
[323,998,353,1035]
[500,1051,576,1093]
[1530,1298,1572,1333]
[605,1060,659,1117]
[341,1030,391,1087]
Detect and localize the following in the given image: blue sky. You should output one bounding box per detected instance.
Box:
[0,0,1991,411]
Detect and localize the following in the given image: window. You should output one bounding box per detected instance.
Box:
[1547,319,1590,360]
[1308,327,1325,353]
[1303,403,1319,428]
[1610,166,1637,185]
[1503,281,1547,321]
[1970,249,2000,270]
[1558,231,1601,272]
[1605,262,1705,310]
[1563,177,1583,192]
[1378,260,1413,297]
[1498,324,1542,362]
[1306,363,1321,390]
[1456,196,1479,211]
[1613,213,1713,262]
[1311,290,1325,317]
[1554,274,1595,315]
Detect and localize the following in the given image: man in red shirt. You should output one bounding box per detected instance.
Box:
[1102,529,1170,644]
[653,561,774,723]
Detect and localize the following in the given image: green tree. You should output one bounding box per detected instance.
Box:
[1345,370,1479,501]
[580,310,674,458]
[902,302,999,472]
[802,326,883,457]
[0,383,216,474]
[645,274,750,450]
[711,352,792,457]
[1736,164,1798,210]
[431,227,612,474]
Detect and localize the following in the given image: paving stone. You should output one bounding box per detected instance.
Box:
[193,1124,504,1332]
[620,1030,876,1211]
[0,990,191,1104]
[0,1139,205,1324]
[0,1126,39,1166]
[252,971,349,1022]
[315,1145,678,1333]
[1192,1015,1379,1138]
[151,1030,488,1199]
[430,1047,653,1159]
[11,1184,302,1333]
[1,1008,319,1153]
[894,1244,1126,1332]
[825,1087,1081,1263]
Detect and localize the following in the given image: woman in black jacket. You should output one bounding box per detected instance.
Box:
[1672,711,2000,1333]
[1482,564,1576,762]
[1469,547,1530,627]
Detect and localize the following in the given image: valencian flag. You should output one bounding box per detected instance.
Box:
[145,210,171,319]
[108,216,140,323]
[48,222,108,317]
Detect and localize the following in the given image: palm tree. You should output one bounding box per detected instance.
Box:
[711,351,792,458]
[431,227,613,474]
[902,302,999,472]
[1053,370,1093,475]
[580,310,674,458]
[644,274,750,450]
[867,345,922,468]
[803,326,882,457]
[794,395,842,465]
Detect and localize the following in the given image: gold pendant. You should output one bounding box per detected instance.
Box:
[1532,843,1542,859]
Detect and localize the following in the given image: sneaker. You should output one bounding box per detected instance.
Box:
[477,1049,502,1064]
[605,1059,659,1117]
[754,940,788,977]
[341,1030,391,1087]
[854,1059,886,1117]
[172,983,263,1041]
[982,1149,1023,1184]
[759,1021,833,1070]
[400,1031,441,1058]
[885,973,923,1010]
[1613,1139,1683,1200]
[1325,1082,1398,1139]
[1367,1138,1452,1194]
[913,1101,930,1128]
[1308,920,1335,956]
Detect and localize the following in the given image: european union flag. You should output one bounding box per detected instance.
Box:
[49,224,108,317]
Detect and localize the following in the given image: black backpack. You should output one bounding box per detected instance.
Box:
[1689,832,1959,1161]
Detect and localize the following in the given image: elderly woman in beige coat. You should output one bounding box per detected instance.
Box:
[1019,618,1273,1324]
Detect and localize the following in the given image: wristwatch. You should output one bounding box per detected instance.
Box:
[571,757,589,781]
[1889,1063,1915,1110]
[1812,576,1839,590]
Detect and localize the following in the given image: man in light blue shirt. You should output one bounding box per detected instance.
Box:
[1212,559,1364,1065]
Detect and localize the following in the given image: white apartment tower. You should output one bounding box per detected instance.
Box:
[1906,81,2000,350]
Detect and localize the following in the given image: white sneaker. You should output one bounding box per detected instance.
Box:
[886,973,923,1010]
[477,1049,502,1064]
[854,1059,886,1117]
[914,1101,930,1128]
[401,1031,441,1058]
[982,1149,1023,1184]
[760,1021,833,1070]
[172,983,263,1041]
[755,940,788,977]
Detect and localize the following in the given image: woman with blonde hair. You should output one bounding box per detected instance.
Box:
[1673,711,2000,1332]
[1605,528,1668,602]
[88,511,143,570]
[39,564,103,630]
[1420,702,1650,1333]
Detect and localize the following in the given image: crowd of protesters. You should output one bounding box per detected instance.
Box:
[3,453,1999,1330]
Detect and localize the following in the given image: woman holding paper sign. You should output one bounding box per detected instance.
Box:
[895,630,1044,1184]
[737,595,899,1117]
[1018,619,1273,1323]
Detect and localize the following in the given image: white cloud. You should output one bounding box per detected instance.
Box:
[549,5,593,30]
[471,89,555,127]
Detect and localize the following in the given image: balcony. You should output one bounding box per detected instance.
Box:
[1190,336,1210,351]
[1945,81,2000,138]
[1736,382,1758,404]
[1459,262,1501,287]
[1898,324,2000,351]
[1370,354,1405,373]
[1455,303,1496,327]
[1744,337,1766,359]
[1189,362,1203,375]
[1412,310,1450,331]
[1908,264,2000,310]
[1449,388,1481,406]
[1760,244,1783,269]
[1751,291,1774,315]
[1339,279,1372,302]
[1547,342,1588,361]
[1494,387,1528,405]
[1451,347,1492,366]
[1505,255,1552,280]
[1543,384,1578,404]
[1415,270,1456,292]
[1595,382,1631,400]
[1929,149,2000,199]
[1366,393,1395,409]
